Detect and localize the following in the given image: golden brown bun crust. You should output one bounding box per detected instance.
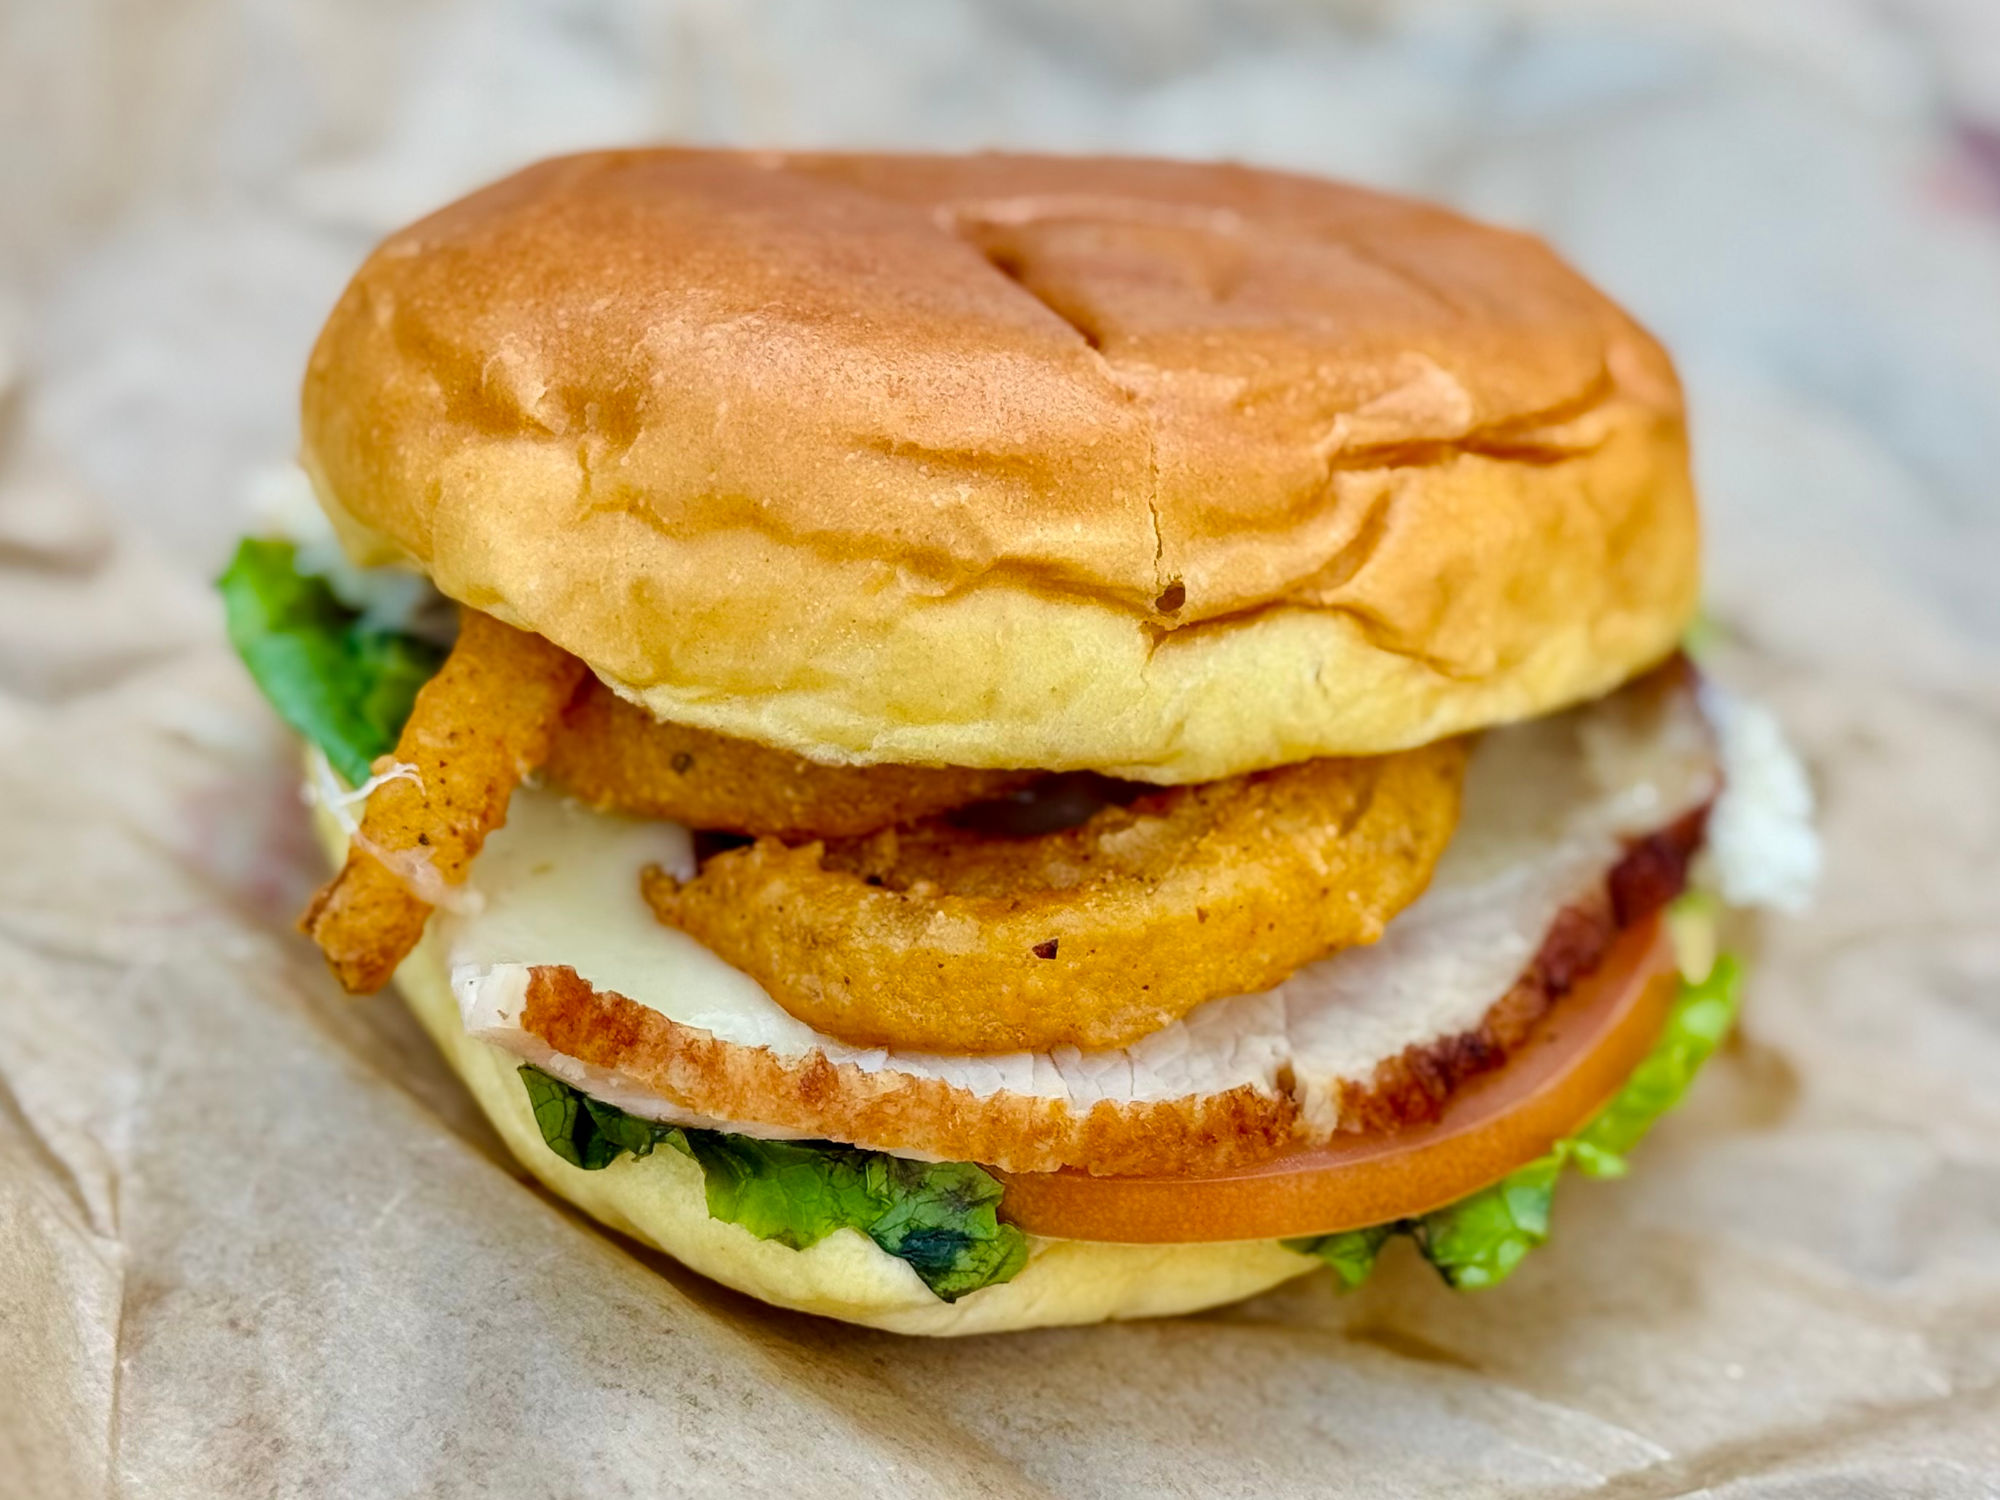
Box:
[302,150,1697,780]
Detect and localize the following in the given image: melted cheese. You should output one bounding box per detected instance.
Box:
[445,678,1737,1132]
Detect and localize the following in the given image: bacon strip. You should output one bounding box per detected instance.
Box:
[302,609,587,992]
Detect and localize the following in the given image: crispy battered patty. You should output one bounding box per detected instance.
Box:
[546,678,1039,839]
[640,740,1470,1054]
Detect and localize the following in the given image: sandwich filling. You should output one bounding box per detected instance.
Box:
[432,670,1712,1160]
[224,518,1814,1307]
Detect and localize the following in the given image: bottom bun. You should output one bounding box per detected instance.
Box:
[390,939,1311,1333]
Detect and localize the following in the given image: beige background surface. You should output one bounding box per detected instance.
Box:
[2,2,1998,1495]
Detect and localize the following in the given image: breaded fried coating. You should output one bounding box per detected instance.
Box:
[546,678,1036,839]
[642,740,1470,1054]
[302,609,586,992]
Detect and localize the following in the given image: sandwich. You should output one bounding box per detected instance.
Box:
[219,150,1817,1335]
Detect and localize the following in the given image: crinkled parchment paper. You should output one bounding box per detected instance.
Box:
[3,2,1999,1495]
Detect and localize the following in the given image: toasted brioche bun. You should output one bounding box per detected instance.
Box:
[302,150,1697,782]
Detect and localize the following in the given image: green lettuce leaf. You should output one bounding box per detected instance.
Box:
[217,537,444,784]
[1679,608,1726,660]
[1289,954,1743,1291]
[1411,1153,1564,1290]
[518,1065,684,1171]
[1294,1224,1395,1289]
[518,1066,1028,1302]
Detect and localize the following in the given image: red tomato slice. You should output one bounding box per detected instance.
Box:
[996,915,1679,1243]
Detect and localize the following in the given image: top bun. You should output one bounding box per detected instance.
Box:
[302,150,1696,782]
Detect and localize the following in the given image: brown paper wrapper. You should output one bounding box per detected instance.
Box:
[6,5,2000,1488]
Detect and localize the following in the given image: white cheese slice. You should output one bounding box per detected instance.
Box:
[441,674,1785,1136]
